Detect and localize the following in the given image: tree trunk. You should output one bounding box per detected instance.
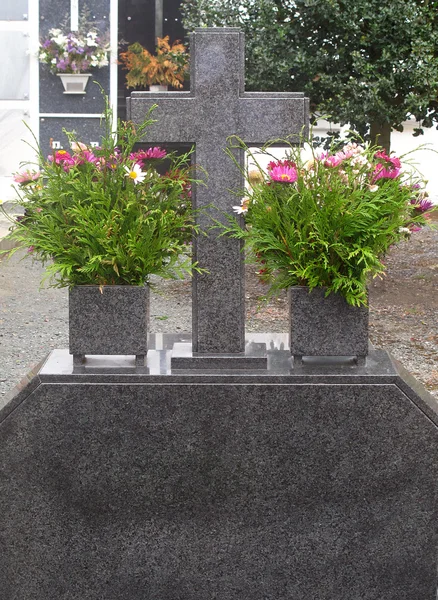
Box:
[370,121,391,153]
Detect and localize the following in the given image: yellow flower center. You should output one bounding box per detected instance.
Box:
[129,171,138,179]
[280,173,291,180]
[57,150,67,155]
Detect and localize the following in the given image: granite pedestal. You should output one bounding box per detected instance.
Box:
[1,336,437,600]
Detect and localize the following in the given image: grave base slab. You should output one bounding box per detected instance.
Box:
[1,334,438,600]
[171,341,268,370]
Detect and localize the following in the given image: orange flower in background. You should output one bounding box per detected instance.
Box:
[119,36,189,89]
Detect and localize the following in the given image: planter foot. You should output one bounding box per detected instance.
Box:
[73,354,86,366]
[135,354,146,367]
[293,354,367,367]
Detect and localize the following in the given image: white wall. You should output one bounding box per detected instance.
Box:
[0,1,39,203]
[391,119,438,204]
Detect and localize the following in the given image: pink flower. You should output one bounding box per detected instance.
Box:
[267,159,296,172]
[337,143,363,160]
[13,170,41,185]
[130,147,167,165]
[48,150,76,171]
[323,155,343,168]
[269,165,298,183]
[49,150,72,163]
[374,150,401,169]
[74,150,99,166]
[372,150,402,181]
[372,164,401,181]
[411,196,434,214]
[71,141,88,152]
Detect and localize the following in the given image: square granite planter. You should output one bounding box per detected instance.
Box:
[69,285,149,366]
[289,286,369,363]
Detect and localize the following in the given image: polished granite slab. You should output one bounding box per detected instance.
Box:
[1,334,438,600]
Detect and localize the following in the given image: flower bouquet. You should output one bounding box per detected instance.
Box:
[39,13,109,74]
[2,94,205,361]
[217,135,435,308]
[3,96,203,288]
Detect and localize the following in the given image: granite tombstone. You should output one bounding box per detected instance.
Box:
[0,27,438,600]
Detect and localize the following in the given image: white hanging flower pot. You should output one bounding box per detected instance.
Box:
[148,84,168,92]
[57,73,92,94]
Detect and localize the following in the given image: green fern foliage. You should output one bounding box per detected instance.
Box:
[215,135,435,306]
[2,94,205,288]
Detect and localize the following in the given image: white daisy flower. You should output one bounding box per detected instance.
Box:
[232,198,250,214]
[124,163,146,184]
[53,34,68,46]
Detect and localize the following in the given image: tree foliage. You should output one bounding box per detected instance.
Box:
[181,0,438,150]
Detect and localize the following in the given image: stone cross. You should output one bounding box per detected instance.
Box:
[128,28,309,356]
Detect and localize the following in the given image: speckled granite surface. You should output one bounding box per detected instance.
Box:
[69,285,149,356]
[1,341,437,599]
[289,287,369,359]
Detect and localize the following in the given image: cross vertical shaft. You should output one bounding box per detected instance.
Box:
[127,28,309,357]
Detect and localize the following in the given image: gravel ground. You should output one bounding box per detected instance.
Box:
[1,223,437,399]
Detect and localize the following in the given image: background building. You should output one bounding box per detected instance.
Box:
[0,1,436,202]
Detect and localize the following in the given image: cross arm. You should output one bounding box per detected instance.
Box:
[238,92,309,145]
[127,93,197,144]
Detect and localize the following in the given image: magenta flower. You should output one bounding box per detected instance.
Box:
[372,150,402,181]
[48,150,76,171]
[105,155,120,170]
[411,196,434,214]
[374,150,401,169]
[130,147,167,165]
[372,163,401,181]
[267,159,296,172]
[13,170,41,185]
[74,150,99,166]
[269,165,298,183]
[323,155,343,168]
[49,150,73,164]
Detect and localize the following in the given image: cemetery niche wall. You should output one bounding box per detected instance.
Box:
[1,28,438,600]
[38,0,111,158]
